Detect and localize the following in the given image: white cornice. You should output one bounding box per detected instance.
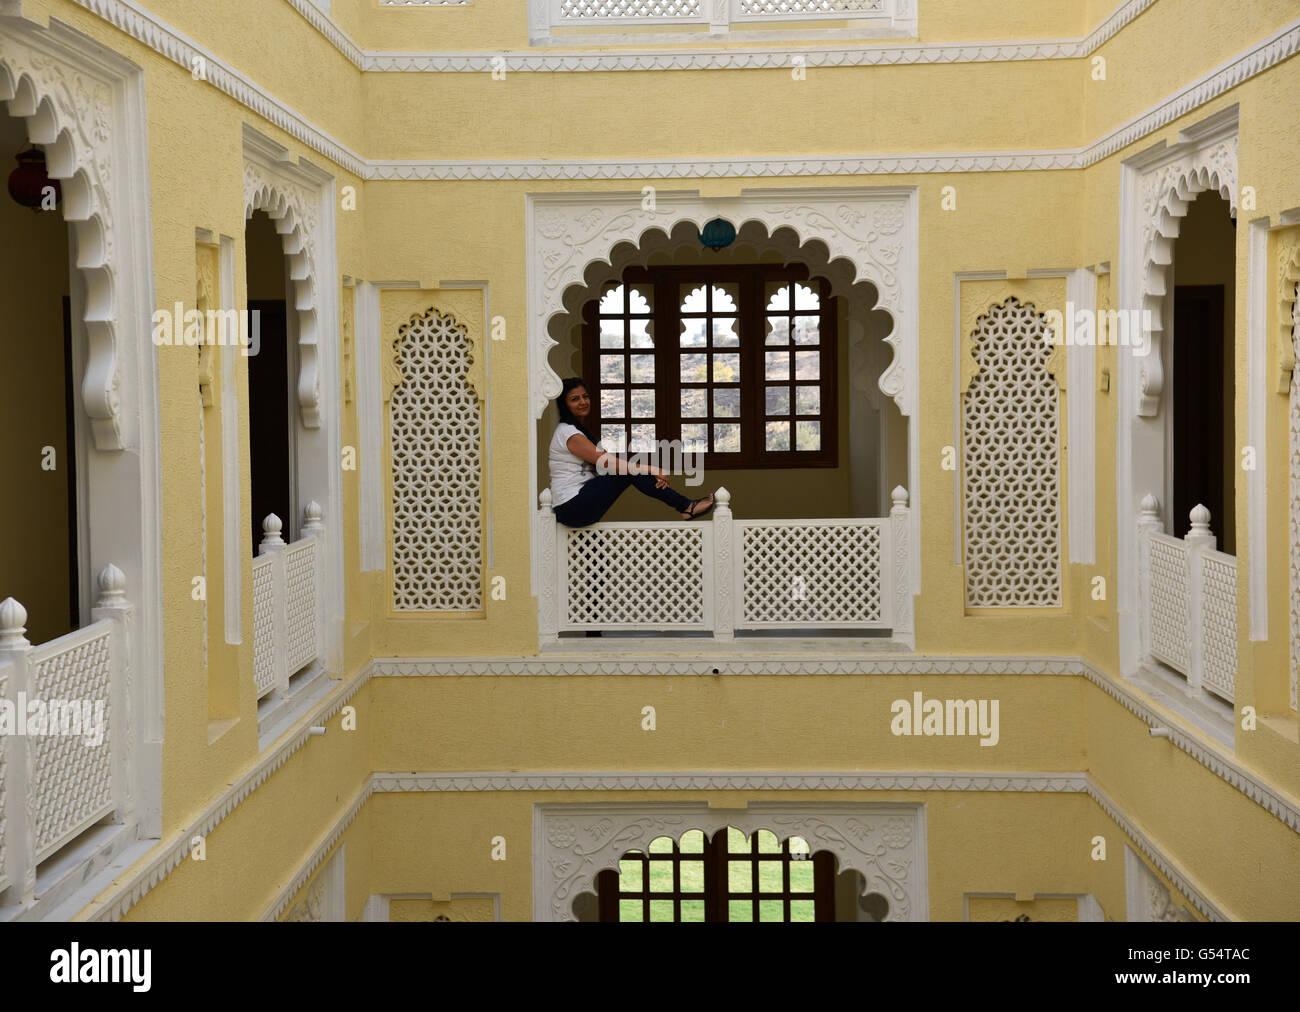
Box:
[64,1,1300,181]
[371,654,1089,675]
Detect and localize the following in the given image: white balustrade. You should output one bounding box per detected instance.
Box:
[537,485,913,642]
[253,503,325,701]
[0,564,131,905]
[550,0,891,26]
[1137,496,1237,702]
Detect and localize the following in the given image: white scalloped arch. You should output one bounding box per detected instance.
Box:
[0,57,122,449]
[534,802,927,922]
[244,168,322,428]
[1136,147,1238,416]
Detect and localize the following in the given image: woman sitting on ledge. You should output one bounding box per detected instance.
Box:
[549,377,715,529]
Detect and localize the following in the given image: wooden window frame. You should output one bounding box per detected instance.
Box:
[581,263,838,470]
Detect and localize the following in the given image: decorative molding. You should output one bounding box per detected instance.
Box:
[195,241,218,408]
[370,654,1089,676]
[354,283,386,572]
[243,130,325,429]
[1134,125,1237,416]
[1067,268,1097,564]
[531,802,928,922]
[1275,232,1300,392]
[283,0,366,68]
[0,27,123,450]
[1123,841,1200,922]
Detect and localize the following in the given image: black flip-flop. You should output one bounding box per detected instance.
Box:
[681,495,715,520]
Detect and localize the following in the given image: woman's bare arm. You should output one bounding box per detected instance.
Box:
[565,432,667,482]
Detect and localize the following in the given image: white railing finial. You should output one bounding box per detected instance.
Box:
[303,500,324,535]
[714,486,731,516]
[0,596,29,649]
[1139,493,1160,518]
[1189,503,1212,537]
[96,563,127,608]
[261,513,285,550]
[891,485,909,511]
[540,488,553,509]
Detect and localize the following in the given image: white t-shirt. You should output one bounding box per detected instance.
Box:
[549,423,603,507]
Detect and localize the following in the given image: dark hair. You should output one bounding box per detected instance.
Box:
[556,377,594,440]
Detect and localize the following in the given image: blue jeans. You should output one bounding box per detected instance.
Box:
[553,474,694,528]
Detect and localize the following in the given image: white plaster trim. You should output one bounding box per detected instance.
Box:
[1067,267,1097,564]
[63,1,1300,183]
[371,655,1088,675]
[264,805,365,921]
[354,282,385,572]
[1245,218,1268,640]
[220,235,242,644]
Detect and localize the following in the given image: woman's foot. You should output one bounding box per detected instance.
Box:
[680,494,715,520]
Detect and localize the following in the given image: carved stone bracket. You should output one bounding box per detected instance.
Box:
[243,159,323,428]
[535,802,926,922]
[530,189,917,419]
[0,32,123,449]
[1135,135,1238,417]
[1275,233,1300,393]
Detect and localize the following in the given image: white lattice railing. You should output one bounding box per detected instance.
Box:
[0,564,131,905]
[537,486,913,641]
[253,503,325,702]
[1137,496,1237,702]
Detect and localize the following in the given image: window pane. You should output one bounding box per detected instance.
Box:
[712,317,740,347]
[712,353,739,382]
[630,423,656,452]
[599,284,623,315]
[728,862,752,892]
[601,389,625,418]
[766,316,790,346]
[758,861,782,892]
[680,283,707,314]
[630,389,655,418]
[600,355,624,384]
[680,899,705,922]
[629,319,653,348]
[680,353,707,383]
[789,860,814,893]
[649,836,674,853]
[766,420,790,451]
[727,827,749,851]
[757,830,780,853]
[765,281,791,312]
[765,351,789,380]
[680,860,705,893]
[620,859,643,890]
[793,281,820,310]
[789,836,810,860]
[680,830,704,853]
[728,900,754,922]
[599,319,624,349]
[796,420,821,451]
[793,315,820,344]
[713,388,740,418]
[600,425,626,452]
[648,860,673,892]
[711,283,739,314]
[649,899,674,921]
[629,354,655,383]
[681,423,707,453]
[759,900,784,922]
[628,285,652,314]
[681,388,707,417]
[619,899,644,922]
[766,386,790,416]
[679,316,707,348]
[790,900,815,922]
[796,386,820,415]
[794,350,819,379]
[713,423,740,453]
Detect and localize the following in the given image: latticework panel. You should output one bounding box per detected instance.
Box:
[559,0,700,18]
[1201,551,1237,701]
[563,526,707,627]
[1148,534,1190,674]
[961,297,1061,607]
[253,555,277,698]
[27,625,113,862]
[739,521,886,627]
[391,309,483,611]
[1291,301,1300,710]
[739,0,883,13]
[285,539,319,673]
